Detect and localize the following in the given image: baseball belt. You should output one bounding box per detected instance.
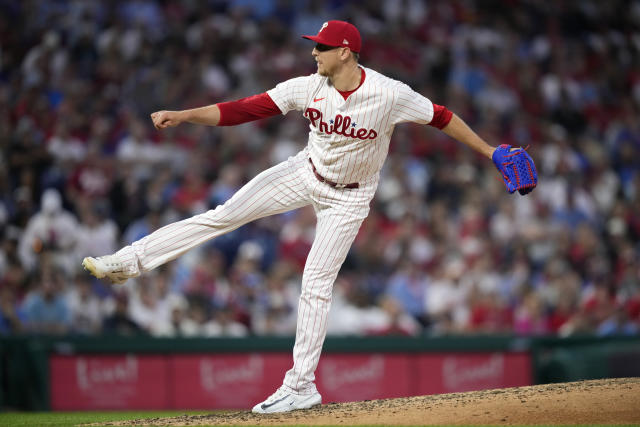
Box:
[308,158,359,189]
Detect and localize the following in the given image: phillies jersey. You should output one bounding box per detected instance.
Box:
[267,66,435,185]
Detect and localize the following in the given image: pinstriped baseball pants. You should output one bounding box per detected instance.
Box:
[115,148,378,395]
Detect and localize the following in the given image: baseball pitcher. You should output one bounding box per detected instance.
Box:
[83,21,537,413]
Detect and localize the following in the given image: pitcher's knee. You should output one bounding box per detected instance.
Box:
[300,282,333,302]
[303,264,341,281]
[191,206,241,229]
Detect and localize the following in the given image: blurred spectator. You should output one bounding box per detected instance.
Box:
[0,287,25,335]
[0,227,21,277]
[65,274,102,334]
[171,169,210,216]
[128,276,170,335]
[513,291,549,335]
[18,188,79,275]
[369,296,422,336]
[46,123,87,170]
[75,199,119,258]
[209,164,243,207]
[117,119,169,181]
[278,207,316,271]
[102,291,145,336]
[385,261,428,325]
[597,306,639,336]
[66,143,114,204]
[327,277,390,336]
[122,202,165,244]
[467,286,513,334]
[21,268,70,334]
[152,295,190,337]
[179,300,219,337]
[209,306,250,337]
[151,270,190,336]
[425,258,469,333]
[252,261,299,335]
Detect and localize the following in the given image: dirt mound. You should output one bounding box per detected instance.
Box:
[99,377,640,426]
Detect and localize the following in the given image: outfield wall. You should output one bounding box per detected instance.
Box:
[1,335,639,410]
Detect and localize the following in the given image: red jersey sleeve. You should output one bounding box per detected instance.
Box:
[428,103,453,129]
[217,92,282,126]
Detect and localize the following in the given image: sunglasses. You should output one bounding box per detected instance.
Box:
[315,43,340,52]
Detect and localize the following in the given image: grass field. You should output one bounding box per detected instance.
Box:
[0,411,210,427]
[0,412,628,427]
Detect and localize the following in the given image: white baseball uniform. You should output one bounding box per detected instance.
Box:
[113,66,436,395]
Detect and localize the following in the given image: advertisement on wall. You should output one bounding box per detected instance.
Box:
[50,354,169,410]
[317,354,412,402]
[50,351,531,410]
[171,353,292,408]
[415,352,532,394]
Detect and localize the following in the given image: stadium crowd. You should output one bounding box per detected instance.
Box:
[1,0,639,338]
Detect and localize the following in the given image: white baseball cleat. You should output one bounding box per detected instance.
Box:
[82,255,135,285]
[252,387,322,414]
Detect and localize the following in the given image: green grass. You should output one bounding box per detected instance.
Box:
[0,411,210,427]
[0,413,631,427]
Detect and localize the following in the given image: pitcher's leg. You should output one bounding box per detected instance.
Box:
[113,158,310,276]
[282,207,368,394]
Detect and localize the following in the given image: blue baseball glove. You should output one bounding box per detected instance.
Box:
[492,144,538,195]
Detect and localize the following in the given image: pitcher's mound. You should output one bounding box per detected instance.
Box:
[102,377,640,426]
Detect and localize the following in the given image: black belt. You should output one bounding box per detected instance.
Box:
[308,158,359,189]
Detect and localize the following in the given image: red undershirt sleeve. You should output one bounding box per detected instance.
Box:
[428,103,453,129]
[217,92,282,126]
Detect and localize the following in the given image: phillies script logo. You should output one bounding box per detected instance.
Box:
[442,354,504,390]
[200,355,263,391]
[76,356,138,390]
[321,356,385,390]
[304,108,378,140]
